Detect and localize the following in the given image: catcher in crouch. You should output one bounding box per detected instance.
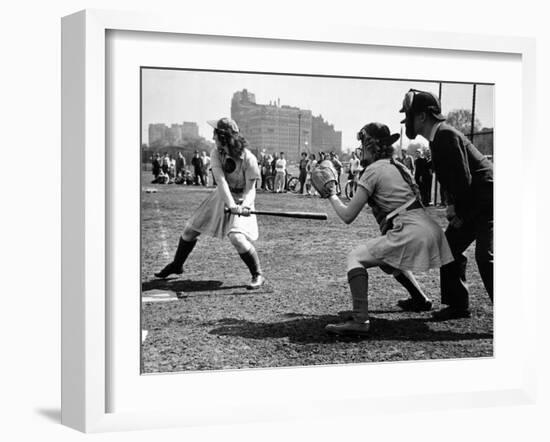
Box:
[154,117,265,289]
[311,122,453,335]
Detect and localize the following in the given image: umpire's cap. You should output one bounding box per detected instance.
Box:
[357,122,400,146]
[207,117,240,134]
[399,89,446,123]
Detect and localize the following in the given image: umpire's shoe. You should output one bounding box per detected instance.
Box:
[431,306,471,321]
[397,298,433,312]
[247,274,265,290]
[325,320,370,336]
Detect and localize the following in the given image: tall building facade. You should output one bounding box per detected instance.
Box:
[147,121,200,147]
[231,89,340,159]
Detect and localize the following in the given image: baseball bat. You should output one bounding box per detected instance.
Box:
[224,208,327,220]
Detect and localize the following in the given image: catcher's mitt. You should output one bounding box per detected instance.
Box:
[311,160,338,198]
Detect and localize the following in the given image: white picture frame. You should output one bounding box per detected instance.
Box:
[61,9,537,433]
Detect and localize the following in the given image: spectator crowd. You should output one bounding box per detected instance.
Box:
[148,146,443,206]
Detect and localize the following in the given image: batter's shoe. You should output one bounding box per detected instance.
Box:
[325,320,371,336]
[154,262,183,279]
[247,274,265,290]
[431,306,471,321]
[154,237,196,279]
[397,298,433,312]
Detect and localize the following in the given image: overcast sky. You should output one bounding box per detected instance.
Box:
[142,68,494,152]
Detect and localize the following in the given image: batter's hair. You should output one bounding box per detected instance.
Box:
[216,129,249,157]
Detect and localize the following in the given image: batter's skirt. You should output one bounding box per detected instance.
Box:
[367,209,453,272]
[186,189,259,241]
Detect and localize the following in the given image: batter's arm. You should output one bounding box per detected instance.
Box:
[211,166,238,211]
[241,178,257,208]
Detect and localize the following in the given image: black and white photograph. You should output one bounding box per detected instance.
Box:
[140,68,494,373]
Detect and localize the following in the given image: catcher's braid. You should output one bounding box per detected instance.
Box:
[311,160,338,198]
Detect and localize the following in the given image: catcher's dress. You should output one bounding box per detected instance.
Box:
[359,159,453,272]
[185,147,260,241]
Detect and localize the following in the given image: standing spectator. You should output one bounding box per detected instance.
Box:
[330,151,343,195]
[265,154,273,190]
[176,152,186,177]
[348,151,361,181]
[274,152,287,193]
[169,155,176,179]
[396,147,415,175]
[201,150,211,186]
[270,154,277,187]
[399,88,493,320]
[259,150,270,190]
[152,153,161,179]
[161,153,170,174]
[298,152,308,194]
[305,153,318,196]
[413,148,432,205]
[191,150,206,186]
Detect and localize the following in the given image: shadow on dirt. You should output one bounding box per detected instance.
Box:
[207,315,493,344]
[142,279,226,292]
[142,279,278,297]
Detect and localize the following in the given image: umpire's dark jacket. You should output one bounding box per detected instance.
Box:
[430,123,493,219]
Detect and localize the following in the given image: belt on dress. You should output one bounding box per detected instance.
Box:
[230,188,244,193]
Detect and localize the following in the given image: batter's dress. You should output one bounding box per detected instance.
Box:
[186,147,261,241]
[359,159,453,272]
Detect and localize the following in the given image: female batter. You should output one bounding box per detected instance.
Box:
[154,118,265,290]
[314,122,453,335]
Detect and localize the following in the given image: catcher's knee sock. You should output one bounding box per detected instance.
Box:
[394,271,428,302]
[239,246,262,277]
[348,267,369,322]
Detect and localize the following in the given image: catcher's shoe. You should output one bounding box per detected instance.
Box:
[247,274,265,290]
[337,310,355,320]
[397,298,433,312]
[325,320,371,336]
[154,262,183,279]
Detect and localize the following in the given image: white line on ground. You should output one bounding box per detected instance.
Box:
[142,330,148,342]
[154,199,170,261]
[141,291,180,303]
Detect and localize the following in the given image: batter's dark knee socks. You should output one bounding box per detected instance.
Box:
[239,246,262,277]
[172,236,197,269]
[155,236,197,278]
[394,272,427,302]
[348,267,369,321]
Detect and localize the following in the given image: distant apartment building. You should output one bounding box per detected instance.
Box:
[231,89,340,159]
[311,115,342,154]
[148,123,168,147]
[182,121,199,138]
[147,121,200,147]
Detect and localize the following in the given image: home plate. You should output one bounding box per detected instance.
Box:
[141,291,180,303]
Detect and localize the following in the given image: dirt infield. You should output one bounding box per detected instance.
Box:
[141,177,493,373]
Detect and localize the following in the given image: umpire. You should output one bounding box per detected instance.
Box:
[399,89,493,320]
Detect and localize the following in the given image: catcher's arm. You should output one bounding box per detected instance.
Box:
[328,186,369,224]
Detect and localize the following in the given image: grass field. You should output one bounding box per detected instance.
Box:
[141,174,493,373]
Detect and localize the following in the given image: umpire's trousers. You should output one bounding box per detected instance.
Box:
[440,209,493,310]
